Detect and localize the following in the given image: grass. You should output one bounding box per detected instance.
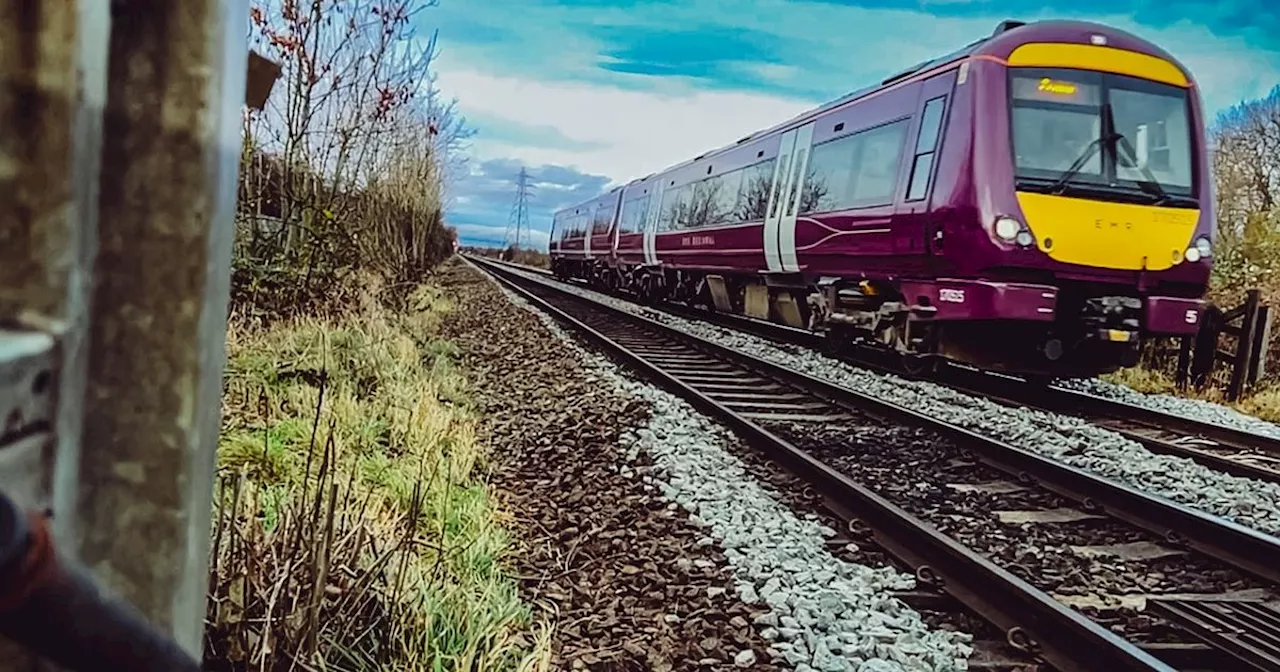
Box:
[1102,366,1280,424]
[205,277,551,671]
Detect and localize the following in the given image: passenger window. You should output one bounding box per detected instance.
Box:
[915,97,946,154]
[646,159,779,232]
[906,153,935,201]
[674,186,696,230]
[659,186,684,232]
[685,179,713,229]
[801,119,908,213]
[592,203,612,235]
[619,194,650,234]
[906,95,947,203]
[734,159,775,222]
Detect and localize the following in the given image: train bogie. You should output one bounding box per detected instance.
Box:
[547,19,1213,379]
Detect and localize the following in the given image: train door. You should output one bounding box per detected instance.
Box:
[642,181,664,265]
[764,121,815,273]
[896,73,956,268]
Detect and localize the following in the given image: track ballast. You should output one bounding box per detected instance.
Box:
[469,255,1280,672]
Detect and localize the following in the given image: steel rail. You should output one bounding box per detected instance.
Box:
[468,255,1177,672]
[482,257,1280,486]
[478,256,1280,587]
[645,299,1280,487]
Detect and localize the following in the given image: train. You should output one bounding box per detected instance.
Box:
[547,19,1213,379]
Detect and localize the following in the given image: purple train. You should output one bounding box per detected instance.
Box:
[548,19,1213,378]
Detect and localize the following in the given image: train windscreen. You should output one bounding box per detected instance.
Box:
[1009,67,1195,202]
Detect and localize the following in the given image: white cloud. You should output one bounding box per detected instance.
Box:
[435,8,1280,192]
[436,64,816,184]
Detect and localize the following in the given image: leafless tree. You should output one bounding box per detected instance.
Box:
[236,0,473,313]
[1209,85,1280,305]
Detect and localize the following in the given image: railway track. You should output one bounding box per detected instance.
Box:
[469,255,1280,672]
[483,258,1280,486]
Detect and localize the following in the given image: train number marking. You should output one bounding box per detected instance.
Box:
[1185,309,1198,324]
[939,288,965,303]
[681,235,715,247]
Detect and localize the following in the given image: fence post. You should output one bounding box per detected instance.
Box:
[1176,335,1192,390]
[1249,304,1272,387]
[1190,304,1221,391]
[69,0,248,659]
[1228,289,1262,401]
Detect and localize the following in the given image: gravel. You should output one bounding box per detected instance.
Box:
[499,266,1280,537]
[775,419,1262,642]
[1058,376,1280,440]
[473,260,975,671]
[439,260,780,670]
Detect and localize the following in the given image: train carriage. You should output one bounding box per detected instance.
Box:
[548,19,1214,379]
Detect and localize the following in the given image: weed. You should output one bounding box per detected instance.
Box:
[206,282,549,670]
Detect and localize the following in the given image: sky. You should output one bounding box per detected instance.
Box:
[427,0,1280,249]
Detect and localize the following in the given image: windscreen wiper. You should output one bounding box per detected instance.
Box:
[1048,132,1119,194]
[1102,98,1173,205]
[1113,133,1178,204]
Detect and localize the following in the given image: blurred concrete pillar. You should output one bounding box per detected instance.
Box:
[0,0,110,669]
[73,0,248,659]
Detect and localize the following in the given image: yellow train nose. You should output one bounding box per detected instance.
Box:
[1014,192,1199,271]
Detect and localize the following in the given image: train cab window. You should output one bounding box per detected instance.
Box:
[1110,85,1192,192]
[1011,68,1194,201]
[907,96,947,202]
[1011,71,1103,180]
[802,119,909,214]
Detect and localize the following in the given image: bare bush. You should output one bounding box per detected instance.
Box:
[1210,85,1280,307]
[1129,86,1280,394]
[235,0,473,318]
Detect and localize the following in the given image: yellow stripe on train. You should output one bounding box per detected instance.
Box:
[1006,43,1190,88]
[1015,192,1200,272]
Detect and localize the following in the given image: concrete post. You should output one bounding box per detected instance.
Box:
[71,0,248,659]
[0,1,110,669]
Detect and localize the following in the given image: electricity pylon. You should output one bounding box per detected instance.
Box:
[503,167,534,252]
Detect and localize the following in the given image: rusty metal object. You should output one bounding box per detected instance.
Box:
[245,50,281,110]
[0,491,199,671]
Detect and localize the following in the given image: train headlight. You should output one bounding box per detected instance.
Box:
[1184,246,1201,263]
[994,216,1021,241]
[1015,230,1035,247]
[1194,236,1212,258]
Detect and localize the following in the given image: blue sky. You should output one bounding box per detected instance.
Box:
[429,0,1280,249]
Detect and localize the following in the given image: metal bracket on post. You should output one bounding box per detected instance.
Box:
[0,330,57,511]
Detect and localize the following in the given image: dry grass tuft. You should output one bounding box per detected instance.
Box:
[205,280,551,671]
[1102,366,1280,424]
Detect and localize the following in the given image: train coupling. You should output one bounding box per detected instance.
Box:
[1079,296,1142,342]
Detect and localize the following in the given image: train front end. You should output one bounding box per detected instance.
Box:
[955,21,1214,377]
